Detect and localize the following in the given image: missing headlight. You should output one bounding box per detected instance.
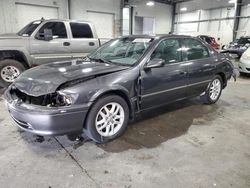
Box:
[10,88,77,107]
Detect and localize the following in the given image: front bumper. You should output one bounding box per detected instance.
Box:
[239,60,250,74]
[4,89,90,136]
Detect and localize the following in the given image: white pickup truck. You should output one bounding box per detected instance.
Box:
[0,19,110,87]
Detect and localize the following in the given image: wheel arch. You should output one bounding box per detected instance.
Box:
[83,88,135,128]
[216,72,227,88]
[0,50,30,69]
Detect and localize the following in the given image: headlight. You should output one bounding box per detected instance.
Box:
[57,91,79,106]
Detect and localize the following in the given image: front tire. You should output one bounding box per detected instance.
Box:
[0,59,25,87]
[84,95,129,144]
[201,75,223,104]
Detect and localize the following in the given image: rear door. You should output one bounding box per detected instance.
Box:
[69,22,99,59]
[181,38,216,97]
[140,38,189,109]
[30,21,72,65]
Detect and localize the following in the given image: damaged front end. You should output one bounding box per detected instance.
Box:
[4,85,89,136]
[9,86,78,107]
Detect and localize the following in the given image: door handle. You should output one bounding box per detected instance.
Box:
[63,42,70,46]
[89,42,95,46]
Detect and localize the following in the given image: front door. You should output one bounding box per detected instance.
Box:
[30,21,72,65]
[140,38,189,110]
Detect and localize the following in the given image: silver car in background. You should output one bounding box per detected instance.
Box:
[239,47,250,75]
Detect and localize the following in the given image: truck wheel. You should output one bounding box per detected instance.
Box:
[84,95,129,144]
[200,75,223,104]
[0,59,25,87]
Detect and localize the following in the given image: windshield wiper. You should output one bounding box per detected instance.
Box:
[88,57,112,64]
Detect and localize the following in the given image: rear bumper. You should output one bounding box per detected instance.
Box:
[4,89,90,136]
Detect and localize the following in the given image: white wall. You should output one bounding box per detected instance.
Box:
[0,0,68,34]
[175,0,250,46]
[174,7,236,46]
[237,4,250,38]
[132,1,173,34]
[70,0,122,37]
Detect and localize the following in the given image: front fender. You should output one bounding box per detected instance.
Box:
[0,47,32,67]
[89,85,130,102]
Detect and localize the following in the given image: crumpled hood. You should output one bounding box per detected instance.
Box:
[13,59,129,96]
[0,33,22,39]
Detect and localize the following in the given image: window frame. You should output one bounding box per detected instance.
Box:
[35,21,68,39]
[69,22,94,39]
[149,38,184,66]
[181,37,211,61]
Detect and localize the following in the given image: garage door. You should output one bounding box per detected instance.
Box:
[15,3,59,30]
[87,11,114,38]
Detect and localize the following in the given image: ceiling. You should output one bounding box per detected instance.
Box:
[126,0,191,5]
[176,0,250,13]
[133,0,250,5]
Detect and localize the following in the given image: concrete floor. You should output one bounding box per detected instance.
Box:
[0,62,250,187]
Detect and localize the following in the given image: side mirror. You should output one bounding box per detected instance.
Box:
[43,29,53,41]
[37,29,53,41]
[144,59,165,69]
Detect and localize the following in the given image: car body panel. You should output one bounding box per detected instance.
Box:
[13,59,129,96]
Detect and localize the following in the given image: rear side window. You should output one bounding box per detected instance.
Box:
[70,23,93,38]
[182,38,210,61]
[38,22,67,38]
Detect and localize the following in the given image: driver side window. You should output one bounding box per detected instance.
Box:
[151,39,182,64]
[37,22,67,39]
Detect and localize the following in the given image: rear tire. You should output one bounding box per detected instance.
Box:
[0,59,25,87]
[84,95,129,144]
[201,75,223,104]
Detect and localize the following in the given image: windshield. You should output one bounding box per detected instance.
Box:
[17,20,42,37]
[88,37,154,66]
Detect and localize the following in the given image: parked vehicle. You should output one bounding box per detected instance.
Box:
[239,47,250,75]
[4,35,235,143]
[222,36,250,58]
[0,19,109,87]
[197,35,220,50]
[222,39,239,50]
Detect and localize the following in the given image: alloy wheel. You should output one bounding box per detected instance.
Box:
[95,102,125,137]
[209,78,221,101]
[1,65,21,82]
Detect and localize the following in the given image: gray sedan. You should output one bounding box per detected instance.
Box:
[4,35,234,143]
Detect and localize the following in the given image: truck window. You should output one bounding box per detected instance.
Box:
[38,22,67,39]
[70,23,93,38]
[17,20,42,37]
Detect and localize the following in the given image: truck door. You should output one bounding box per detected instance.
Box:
[68,22,99,59]
[30,21,72,65]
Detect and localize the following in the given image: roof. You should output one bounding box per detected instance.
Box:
[121,34,192,39]
[33,18,92,23]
